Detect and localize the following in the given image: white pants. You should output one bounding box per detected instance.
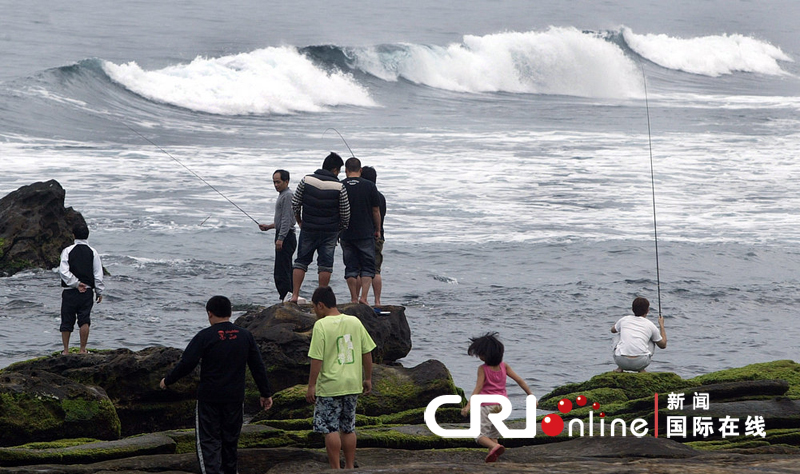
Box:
[614,353,652,371]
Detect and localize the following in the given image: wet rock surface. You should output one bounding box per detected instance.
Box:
[0,180,86,276]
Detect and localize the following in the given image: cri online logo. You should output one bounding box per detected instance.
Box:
[424,394,651,438]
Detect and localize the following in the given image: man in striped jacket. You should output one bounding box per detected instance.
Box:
[289,152,351,303]
[59,223,104,354]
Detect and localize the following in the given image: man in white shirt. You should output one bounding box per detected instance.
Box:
[59,224,104,354]
[610,297,667,372]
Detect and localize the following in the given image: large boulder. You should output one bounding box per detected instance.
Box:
[255,359,460,421]
[4,348,197,436]
[0,369,120,447]
[234,303,412,392]
[0,180,86,276]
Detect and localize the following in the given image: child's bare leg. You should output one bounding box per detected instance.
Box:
[477,436,498,449]
[341,431,357,469]
[324,433,342,469]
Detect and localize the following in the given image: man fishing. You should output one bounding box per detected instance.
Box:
[259,169,296,301]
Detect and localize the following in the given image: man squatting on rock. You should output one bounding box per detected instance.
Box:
[59,223,104,355]
[611,297,667,372]
[160,295,274,474]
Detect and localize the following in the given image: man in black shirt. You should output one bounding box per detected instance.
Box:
[160,296,273,474]
[340,158,381,304]
[360,166,386,306]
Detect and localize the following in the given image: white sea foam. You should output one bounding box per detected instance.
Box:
[351,27,644,98]
[622,28,793,77]
[102,47,377,115]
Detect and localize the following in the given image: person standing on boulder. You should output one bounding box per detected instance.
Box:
[59,223,104,355]
[160,295,274,474]
[305,286,375,469]
[259,169,296,302]
[359,166,386,306]
[340,158,381,304]
[611,297,667,372]
[289,152,350,303]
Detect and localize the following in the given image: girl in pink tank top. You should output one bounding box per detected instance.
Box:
[460,332,533,464]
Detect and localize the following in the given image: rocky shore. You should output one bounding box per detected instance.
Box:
[0,299,797,473]
[0,181,798,472]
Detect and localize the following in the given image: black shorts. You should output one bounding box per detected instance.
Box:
[60,289,94,332]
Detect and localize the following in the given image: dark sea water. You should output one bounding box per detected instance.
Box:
[2,0,800,411]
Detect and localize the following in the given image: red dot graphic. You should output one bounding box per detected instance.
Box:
[592,402,600,410]
[558,399,573,414]
[541,414,564,437]
[600,412,606,418]
[576,395,587,407]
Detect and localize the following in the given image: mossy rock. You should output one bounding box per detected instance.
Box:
[257,361,460,421]
[255,406,464,432]
[540,372,696,406]
[357,425,475,450]
[360,361,460,416]
[539,387,629,411]
[0,433,175,466]
[0,371,121,446]
[686,428,800,451]
[689,360,800,399]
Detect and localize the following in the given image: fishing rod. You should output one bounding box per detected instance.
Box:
[641,65,662,318]
[123,123,260,226]
[323,128,356,158]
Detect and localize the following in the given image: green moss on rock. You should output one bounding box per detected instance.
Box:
[539,387,629,410]
[689,360,800,399]
[540,372,696,406]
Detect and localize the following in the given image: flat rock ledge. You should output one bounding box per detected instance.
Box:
[0,437,797,474]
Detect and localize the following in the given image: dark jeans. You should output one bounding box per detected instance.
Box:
[274,231,296,300]
[293,230,339,273]
[341,238,376,279]
[196,400,244,474]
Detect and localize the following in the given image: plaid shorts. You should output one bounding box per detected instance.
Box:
[313,394,359,434]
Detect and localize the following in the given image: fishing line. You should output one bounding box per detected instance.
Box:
[123,123,260,226]
[641,65,662,317]
[323,128,355,157]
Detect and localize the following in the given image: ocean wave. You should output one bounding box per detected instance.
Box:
[101,46,377,115]
[621,28,793,77]
[347,27,645,98]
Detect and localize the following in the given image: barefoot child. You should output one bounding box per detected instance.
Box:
[461,332,533,463]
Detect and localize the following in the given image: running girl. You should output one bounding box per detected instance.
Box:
[461,332,533,463]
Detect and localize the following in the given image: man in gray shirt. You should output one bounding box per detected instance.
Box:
[260,169,296,301]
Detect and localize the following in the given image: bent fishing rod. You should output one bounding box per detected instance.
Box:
[641,65,662,318]
[123,123,260,226]
[323,128,356,158]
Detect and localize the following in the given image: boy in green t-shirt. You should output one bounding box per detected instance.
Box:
[306,286,376,469]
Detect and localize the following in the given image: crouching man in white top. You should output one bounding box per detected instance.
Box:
[611,297,667,372]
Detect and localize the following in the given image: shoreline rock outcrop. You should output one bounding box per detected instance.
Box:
[0,357,796,471]
[233,302,412,393]
[0,180,86,276]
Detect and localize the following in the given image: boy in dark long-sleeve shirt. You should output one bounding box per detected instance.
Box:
[160,296,273,474]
